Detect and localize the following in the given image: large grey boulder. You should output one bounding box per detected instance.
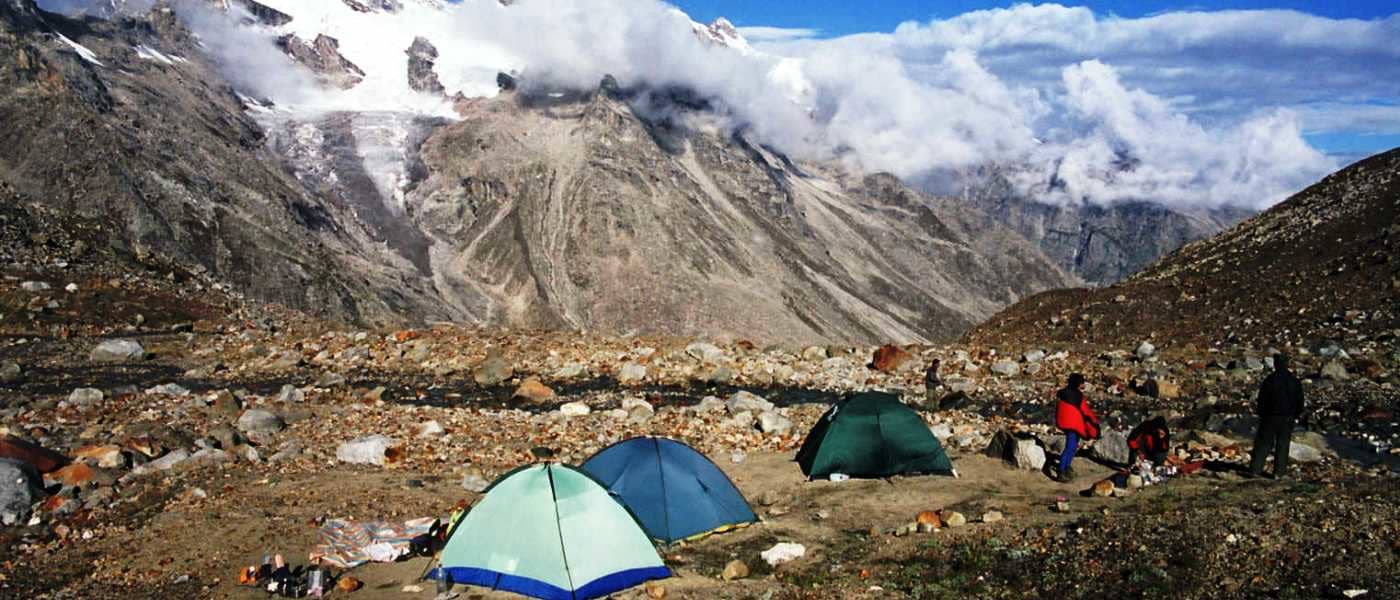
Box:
[756,411,793,436]
[1092,429,1131,465]
[1010,439,1046,471]
[0,459,41,526]
[236,409,286,434]
[90,339,146,362]
[727,391,774,415]
[990,360,1020,377]
[336,435,397,466]
[685,342,725,363]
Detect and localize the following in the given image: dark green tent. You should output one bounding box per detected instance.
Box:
[796,392,954,479]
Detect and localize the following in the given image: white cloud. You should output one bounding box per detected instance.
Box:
[736,26,820,42]
[36,0,1392,210]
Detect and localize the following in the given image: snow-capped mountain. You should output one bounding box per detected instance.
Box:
[1,0,1080,342]
[691,17,752,53]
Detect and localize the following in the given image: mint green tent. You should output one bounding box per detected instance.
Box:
[429,463,669,600]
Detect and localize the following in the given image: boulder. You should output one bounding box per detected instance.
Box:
[939,391,971,411]
[944,377,977,394]
[275,384,305,403]
[553,364,587,379]
[942,511,966,528]
[1288,441,1324,463]
[694,396,726,413]
[726,391,774,415]
[72,445,125,469]
[980,510,1004,523]
[558,402,591,417]
[621,397,654,421]
[916,510,942,530]
[617,362,647,384]
[336,435,399,466]
[131,449,190,476]
[20,281,50,292]
[1001,438,1045,471]
[67,388,104,406]
[870,345,912,373]
[1023,349,1046,363]
[236,409,285,435]
[0,436,68,473]
[512,378,556,403]
[0,459,41,526]
[1320,360,1349,380]
[760,542,805,566]
[1091,480,1115,497]
[416,420,446,438]
[1135,341,1156,359]
[801,346,828,361]
[472,349,513,386]
[722,559,749,580]
[700,365,734,384]
[756,411,793,436]
[90,339,146,362]
[685,342,725,363]
[990,361,1020,377]
[929,424,953,441]
[0,361,20,383]
[1092,429,1131,465]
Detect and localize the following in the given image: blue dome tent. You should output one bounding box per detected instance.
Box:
[581,437,758,544]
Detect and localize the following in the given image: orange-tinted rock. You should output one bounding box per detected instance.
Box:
[47,462,95,487]
[512,378,556,403]
[870,345,912,373]
[0,435,69,473]
[336,576,363,592]
[915,510,942,529]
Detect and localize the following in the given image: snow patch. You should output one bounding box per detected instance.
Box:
[56,33,104,66]
[135,44,175,65]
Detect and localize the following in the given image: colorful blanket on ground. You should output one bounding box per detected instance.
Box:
[312,517,436,569]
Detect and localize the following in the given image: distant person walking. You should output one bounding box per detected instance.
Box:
[1053,373,1099,482]
[1250,354,1305,478]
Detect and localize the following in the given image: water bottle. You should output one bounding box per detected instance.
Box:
[436,570,454,596]
[307,569,325,599]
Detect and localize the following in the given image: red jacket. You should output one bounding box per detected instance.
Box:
[1055,388,1099,439]
[1128,430,1168,456]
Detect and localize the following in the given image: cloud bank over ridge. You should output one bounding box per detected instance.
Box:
[40,0,1399,209]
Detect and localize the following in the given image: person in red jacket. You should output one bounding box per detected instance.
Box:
[1054,373,1098,482]
[1127,416,1171,466]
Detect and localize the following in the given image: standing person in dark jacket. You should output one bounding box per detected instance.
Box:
[1249,354,1305,478]
[924,359,942,405]
[1054,373,1099,482]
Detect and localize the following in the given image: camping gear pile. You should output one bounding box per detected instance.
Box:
[312,517,439,568]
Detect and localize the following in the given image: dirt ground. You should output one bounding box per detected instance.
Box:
[47,446,1206,600]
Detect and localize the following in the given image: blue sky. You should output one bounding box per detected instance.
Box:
[673,1,1398,37]
[674,1,1400,161]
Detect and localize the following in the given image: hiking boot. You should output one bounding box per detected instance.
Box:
[1058,469,1076,484]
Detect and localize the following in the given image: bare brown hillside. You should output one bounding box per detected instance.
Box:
[967,148,1400,353]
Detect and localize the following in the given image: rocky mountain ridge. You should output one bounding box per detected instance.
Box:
[1,0,1075,344]
[968,148,1400,351]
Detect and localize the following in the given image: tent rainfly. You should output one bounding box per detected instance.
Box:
[796,392,955,479]
[581,437,758,544]
[430,463,669,600]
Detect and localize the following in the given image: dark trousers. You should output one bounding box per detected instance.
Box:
[1250,416,1295,477]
